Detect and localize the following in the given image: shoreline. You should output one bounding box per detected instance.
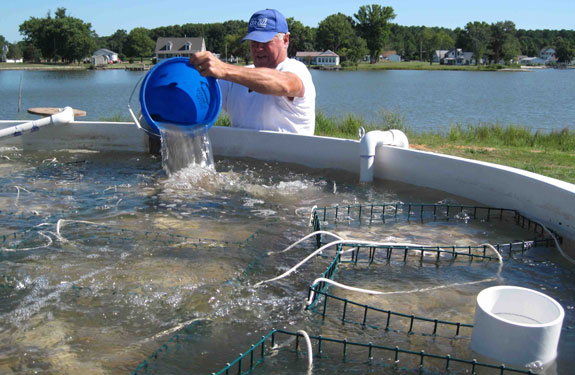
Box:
[2,62,567,72]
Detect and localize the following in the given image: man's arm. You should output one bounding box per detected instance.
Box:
[190,52,304,98]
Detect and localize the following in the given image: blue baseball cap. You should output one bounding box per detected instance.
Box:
[242,9,289,43]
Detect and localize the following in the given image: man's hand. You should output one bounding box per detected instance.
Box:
[189,51,227,79]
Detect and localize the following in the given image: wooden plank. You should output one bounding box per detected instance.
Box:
[27,107,87,117]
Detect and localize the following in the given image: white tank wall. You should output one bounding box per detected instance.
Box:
[209,126,359,172]
[0,121,149,152]
[376,146,575,242]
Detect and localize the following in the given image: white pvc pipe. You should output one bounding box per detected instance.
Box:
[359,129,409,182]
[470,286,565,367]
[0,107,74,140]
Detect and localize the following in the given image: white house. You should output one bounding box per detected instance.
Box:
[295,50,340,66]
[436,48,474,65]
[539,47,557,63]
[91,48,119,65]
[155,37,206,61]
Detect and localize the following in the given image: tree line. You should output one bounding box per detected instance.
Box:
[1,5,574,65]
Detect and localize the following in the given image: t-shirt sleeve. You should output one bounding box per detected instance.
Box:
[277,60,315,100]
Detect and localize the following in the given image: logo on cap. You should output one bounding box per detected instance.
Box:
[250,17,268,29]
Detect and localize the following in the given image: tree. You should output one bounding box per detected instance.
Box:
[465,21,491,65]
[224,33,250,63]
[19,7,96,63]
[125,27,155,61]
[421,27,454,64]
[339,36,368,69]
[555,37,575,64]
[286,17,314,58]
[354,4,396,63]
[490,21,517,63]
[316,13,357,53]
[206,23,226,53]
[501,36,522,63]
[23,44,42,62]
[7,42,23,60]
[106,29,128,57]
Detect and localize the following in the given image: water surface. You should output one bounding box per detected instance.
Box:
[0,148,572,375]
[1,68,573,132]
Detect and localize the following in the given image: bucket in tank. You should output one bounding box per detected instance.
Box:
[470,285,564,367]
[136,57,221,136]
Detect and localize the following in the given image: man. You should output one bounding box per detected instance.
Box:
[190,9,316,135]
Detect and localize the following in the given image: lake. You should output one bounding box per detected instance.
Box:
[0,67,574,133]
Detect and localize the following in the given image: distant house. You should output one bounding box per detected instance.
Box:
[519,56,547,66]
[380,50,401,62]
[155,37,206,61]
[435,48,473,65]
[539,47,557,62]
[295,50,340,66]
[433,50,448,64]
[91,48,119,65]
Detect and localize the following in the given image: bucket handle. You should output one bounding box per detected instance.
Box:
[127,74,149,133]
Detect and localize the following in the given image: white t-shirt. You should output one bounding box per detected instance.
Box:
[218,58,316,135]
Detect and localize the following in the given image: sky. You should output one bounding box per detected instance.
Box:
[2,0,574,43]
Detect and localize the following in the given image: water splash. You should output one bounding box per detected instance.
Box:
[160,125,214,175]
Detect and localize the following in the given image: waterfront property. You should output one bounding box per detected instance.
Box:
[90,48,119,66]
[434,48,475,65]
[154,37,206,62]
[296,50,340,66]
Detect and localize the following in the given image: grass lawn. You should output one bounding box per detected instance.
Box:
[341,60,512,71]
[408,142,575,184]
[308,111,575,184]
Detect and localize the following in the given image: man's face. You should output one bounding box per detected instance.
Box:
[250,34,289,68]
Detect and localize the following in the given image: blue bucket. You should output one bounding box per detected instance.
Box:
[139,57,221,136]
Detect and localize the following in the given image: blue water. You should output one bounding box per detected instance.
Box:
[0,68,574,132]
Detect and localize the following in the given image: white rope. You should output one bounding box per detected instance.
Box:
[256,237,438,287]
[296,330,313,370]
[306,277,383,305]
[145,318,212,342]
[56,219,106,241]
[257,229,505,287]
[0,231,53,252]
[14,185,31,206]
[477,243,503,263]
[267,230,343,256]
[306,277,497,306]
[536,222,575,265]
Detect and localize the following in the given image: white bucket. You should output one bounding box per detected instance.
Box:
[470,286,564,367]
